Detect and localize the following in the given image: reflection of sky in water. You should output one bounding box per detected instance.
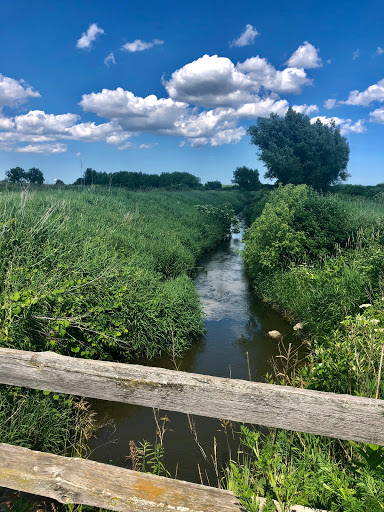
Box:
[195,229,250,322]
[88,223,303,484]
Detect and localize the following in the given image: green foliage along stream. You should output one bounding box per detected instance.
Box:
[230,185,384,512]
[0,186,241,458]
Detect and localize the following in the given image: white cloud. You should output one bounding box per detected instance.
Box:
[210,127,246,146]
[0,73,40,110]
[16,143,67,154]
[121,39,164,52]
[353,49,360,60]
[0,114,15,130]
[237,56,312,94]
[344,79,384,106]
[230,25,259,47]
[311,116,366,135]
[164,55,254,107]
[14,110,80,134]
[76,23,104,49]
[164,54,312,109]
[118,141,158,150]
[80,88,188,131]
[369,107,384,123]
[104,52,116,66]
[292,104,318,115]
[324,98,337,109]
[286,41,322,69]
[377,47,384,55]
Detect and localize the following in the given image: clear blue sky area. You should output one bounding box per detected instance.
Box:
[1,0,384,184]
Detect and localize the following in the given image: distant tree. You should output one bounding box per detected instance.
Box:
[247,108,350,190]
[204,180,222,190]
[232,166,261,190]
[5,167,26,183]
[54,179,65,185]
[26,167,44,185]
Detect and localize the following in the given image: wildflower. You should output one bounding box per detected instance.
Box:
[359,303,372,308]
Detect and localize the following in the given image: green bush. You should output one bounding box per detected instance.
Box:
[243,184,351,277]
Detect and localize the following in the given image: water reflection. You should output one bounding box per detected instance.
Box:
[88,224,302,483]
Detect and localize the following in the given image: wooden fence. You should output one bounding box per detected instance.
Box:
[1,347,383,511]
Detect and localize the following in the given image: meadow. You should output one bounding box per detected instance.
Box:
[230,185,384,511]
[0,186,241,459]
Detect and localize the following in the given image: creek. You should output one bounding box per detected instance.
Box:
[88,224,302,484]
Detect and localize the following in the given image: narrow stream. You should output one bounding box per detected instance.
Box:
[88,225,302,484]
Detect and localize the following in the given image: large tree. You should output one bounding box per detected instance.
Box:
[232,166,261,190]
[5,167,26,183]
[26,167,44,185]
[247,108,350,190]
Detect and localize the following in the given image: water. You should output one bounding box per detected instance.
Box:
[88,225,301,484]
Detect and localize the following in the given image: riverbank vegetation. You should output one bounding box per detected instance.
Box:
[229,184,384,511]
[0,187,241,467]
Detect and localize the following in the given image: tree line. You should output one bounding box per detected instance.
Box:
[73,169,224,190]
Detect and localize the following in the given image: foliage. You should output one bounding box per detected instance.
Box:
[243,184,351,276]
[25,168,44,185]
[204,180,222,190]
[5,168,26,183]
[232,166,261,191]
[248,108,350,190]
[5,167,45,185]
[238,188,384,511]
[226,426,384,512]
[0,187,241,361]
[73,169,203,190]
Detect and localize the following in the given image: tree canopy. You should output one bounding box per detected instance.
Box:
[5,167,45,184]
[73,169,202,189]
[232,166,261,190]
[247,108,350,190]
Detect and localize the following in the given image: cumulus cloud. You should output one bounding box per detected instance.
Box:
[16,143,67,154]
[0,73,40,109]
[121,39,164,52]
[0,114,15,130]
[291,104,318,115]
[164,54,312,109]
[80,88,188,131]
[230,25,259,47]
[377,47,384,55]
[311,116,366,135]
[210,127,246,146]
[369,107,384,123]
[238,56,312,94]
[324,98,337,109]
[76,23,104,49]
[104,52,116,66]
[343,79,384,106]
[353,49,360,60]
[14,110,80,134]
[286,41,322,69]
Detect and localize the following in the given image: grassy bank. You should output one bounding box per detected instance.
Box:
[0,186,241,460]
[228,185,384,511]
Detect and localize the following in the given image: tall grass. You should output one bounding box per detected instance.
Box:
[232,186,384,511]
[0,186,241,464]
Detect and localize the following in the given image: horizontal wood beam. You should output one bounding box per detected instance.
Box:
[0,443,242,512]
[0,443,325,512]
[1,348,384,445]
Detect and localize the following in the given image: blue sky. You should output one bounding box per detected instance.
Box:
[1,0,384,184]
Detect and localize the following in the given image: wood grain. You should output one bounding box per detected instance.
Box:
[0,444,325,512]
[1,348,383,445]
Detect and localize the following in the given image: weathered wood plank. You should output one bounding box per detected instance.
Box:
[0,443,242,512]
[1,348,384,445]
[0,444,326,512]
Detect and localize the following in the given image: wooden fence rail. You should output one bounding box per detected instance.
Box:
[0,346,382,512]
[1,348,384,445]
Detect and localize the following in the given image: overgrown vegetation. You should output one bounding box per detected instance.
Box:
[0,187,241,481]
[231,184,384,511]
